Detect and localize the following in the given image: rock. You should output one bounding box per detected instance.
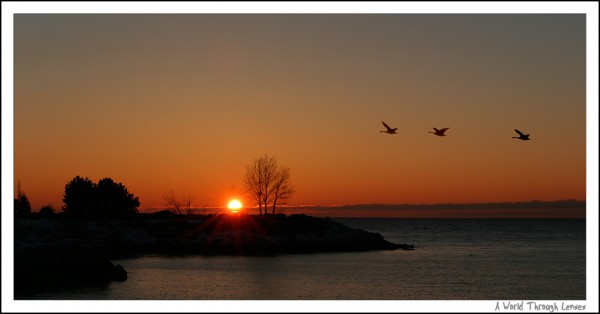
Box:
[111,264,128,281]
[14,243,128,294]
[14,213,414,293]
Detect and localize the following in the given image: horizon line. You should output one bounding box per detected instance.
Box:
[141,198,585,211]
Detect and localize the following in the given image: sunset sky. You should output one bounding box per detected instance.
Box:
[11,12,590,212]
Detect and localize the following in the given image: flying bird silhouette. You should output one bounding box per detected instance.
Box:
[512,129,531,140]
[380,121,398,134]
[428,127,449,136]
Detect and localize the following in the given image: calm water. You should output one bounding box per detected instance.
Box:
[20,219,586,300]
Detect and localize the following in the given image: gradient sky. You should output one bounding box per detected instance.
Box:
[13,14,586,211]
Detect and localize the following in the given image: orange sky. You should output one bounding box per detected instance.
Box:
[11,14,588,212]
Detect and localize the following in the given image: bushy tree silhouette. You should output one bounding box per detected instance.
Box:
[96,177,140,217]
[63,176,96,216]
[63,176,139,218]
[14,181,31,218]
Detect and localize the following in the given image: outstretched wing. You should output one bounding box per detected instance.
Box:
[381,121,392,131]
[515,129,525,137]
[439,128,449,133]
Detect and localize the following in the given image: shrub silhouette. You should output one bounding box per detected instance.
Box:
[39,204,55,217]
[63,176,140,218]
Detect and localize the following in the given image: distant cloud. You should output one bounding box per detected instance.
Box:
[278,200,585,218]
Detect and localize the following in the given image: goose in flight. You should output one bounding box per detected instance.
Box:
[512,129,531,140]
[428,127,449,136]
[380,121,398,134]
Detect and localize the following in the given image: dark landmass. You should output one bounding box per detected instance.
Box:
[14,214,413,294]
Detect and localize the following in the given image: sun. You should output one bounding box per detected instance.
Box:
[227,199,242,213]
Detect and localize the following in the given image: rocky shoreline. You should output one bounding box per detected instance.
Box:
[14,214,414,294]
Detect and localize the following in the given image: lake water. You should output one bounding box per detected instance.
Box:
[19,218,586,300]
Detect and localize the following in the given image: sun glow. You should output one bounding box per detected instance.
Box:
[227,199,242,212]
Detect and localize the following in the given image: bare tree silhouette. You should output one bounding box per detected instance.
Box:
[244,155,271,215]
[244,155,294,215]
[243,164,260,214]
[162,191,196,215]
[182,193,195,215]
[271,166,295,214]
[162,190,183,215]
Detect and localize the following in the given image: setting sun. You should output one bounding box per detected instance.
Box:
[227,199,242,212]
